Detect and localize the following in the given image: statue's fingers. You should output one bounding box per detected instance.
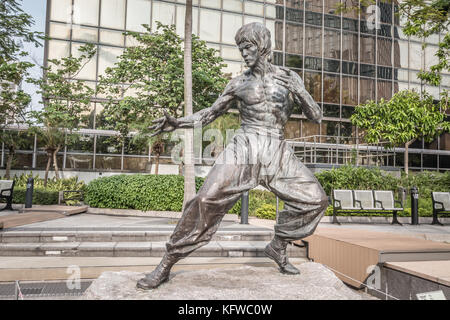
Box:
[151,117,165,124]
[280,67,292,74]
[274,75,289,83]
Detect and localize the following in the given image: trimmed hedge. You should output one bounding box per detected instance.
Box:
[85,174,204,211]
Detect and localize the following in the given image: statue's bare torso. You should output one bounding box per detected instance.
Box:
[233,67,292,134]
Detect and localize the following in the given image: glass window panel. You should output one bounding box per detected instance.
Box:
[361,64,375,77]
[377,80,392,101]
[360,35,375,64]
[424,85,440,100]
[100,0,126,29]
[73,0,99,26]
[49,22,71,40]
[410,41,423,70]
[50,0,72,23]
[176,6,199,37]
[324,0,340,15]
[245,1,264,16]
[202,0,221,9]
[244,16,264,25]
[341,105,355,118]
[304,71,322,102]
[324,29,340,59]
[342,61,358,75]
[273,20,283,51]
[342,76,358,106]
[410,70,421,83]
[377,38,392,66]
[324,15,340,29]
[305,11,322,26]
[98,46,124,76]
[377,66,392,80]
[200,9,221,42]
[152,2,176,30]
[222,13,242,45]
[126,0,151,32]
[377,24,391,37]
[304,56,322,71]
[342,32,358,62]
[47,40,70,60]
[222,45,241,61]
[266,5,277,19]
[394,40,408,68]
[393,81,409,93]
[343,18,358,32]
[273,51,283,66]
[126,35,140,47]
[323,59,339,73]
[323,104,340,118]
[360,78,375,103]
[396,69,409,82]
[71,43,97,81]
[302,121,320,137]
[178,0,199,5]
[285,23,303,55]
[286,0,304,9]
[323,73,340,104]
[223,61,245,78]
[305,0,322,13]
[223,0,242,12]
[72,26,98,42]
[425,45,439,71]
[286,54,303,69]
[378,0,392,24]
[422,154,437,169]
[284,120,301,139]
[305,26,322,57]
[286,7,303,23]
[100,30,124,46]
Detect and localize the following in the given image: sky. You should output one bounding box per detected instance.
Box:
[20,0,47,112]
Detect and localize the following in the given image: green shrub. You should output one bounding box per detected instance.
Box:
[255,204,277,220]
[228,189,284,216]
[0,173,85,205]
[85,174,204,211]
[12,187,59,205]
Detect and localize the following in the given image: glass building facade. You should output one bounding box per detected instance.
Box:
[1,0,449,173]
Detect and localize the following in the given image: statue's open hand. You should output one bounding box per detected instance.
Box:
[149,110,179,137]
[273,67,299,95]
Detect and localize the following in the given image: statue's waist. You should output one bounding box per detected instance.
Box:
[240,124,284,140]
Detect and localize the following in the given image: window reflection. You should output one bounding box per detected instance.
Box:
[324,29,340,59]
[323,73,340,104]
[377,38,392,66]
[305,26,322,57]
[304,71,322,102]
[100,0,125,30]
[286,23,303,54]
[342,32,358,62]
[360,78,375,103]
[360,35,375,64]
[377,80,392,101]
[342,76,358,106]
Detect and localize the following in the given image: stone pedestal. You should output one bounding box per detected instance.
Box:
[82,262,374,300]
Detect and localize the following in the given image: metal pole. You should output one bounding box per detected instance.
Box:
[15,281,19,300]
[276,196,279,223]
[25,178,34,209]
[240,191,249,225]
[411,186,419,225]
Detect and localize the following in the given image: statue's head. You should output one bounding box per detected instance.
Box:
[235,22,272,68]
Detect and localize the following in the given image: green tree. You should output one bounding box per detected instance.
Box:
[351,90,450,174]
[1,0,43,178]
[29,44,96,185]
[97,22,227,174]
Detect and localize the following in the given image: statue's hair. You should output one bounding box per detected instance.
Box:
[235,22,272,60]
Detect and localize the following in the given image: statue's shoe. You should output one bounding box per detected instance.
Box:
[264,241,300,275]
[136,272,169,290]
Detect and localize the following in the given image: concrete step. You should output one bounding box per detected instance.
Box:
[0,241,306,258]
[0,230,275,243]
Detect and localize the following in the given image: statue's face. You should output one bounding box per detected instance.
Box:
[238,41,261,68]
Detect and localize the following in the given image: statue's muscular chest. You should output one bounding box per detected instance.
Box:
[234,75,290,106]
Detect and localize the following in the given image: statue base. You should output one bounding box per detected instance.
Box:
[82,262,374,300]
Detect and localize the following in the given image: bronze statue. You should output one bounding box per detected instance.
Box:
[137,22,328,290]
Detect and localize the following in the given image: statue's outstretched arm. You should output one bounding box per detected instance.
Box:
[149,79,238,136]
[274,67,322,124]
